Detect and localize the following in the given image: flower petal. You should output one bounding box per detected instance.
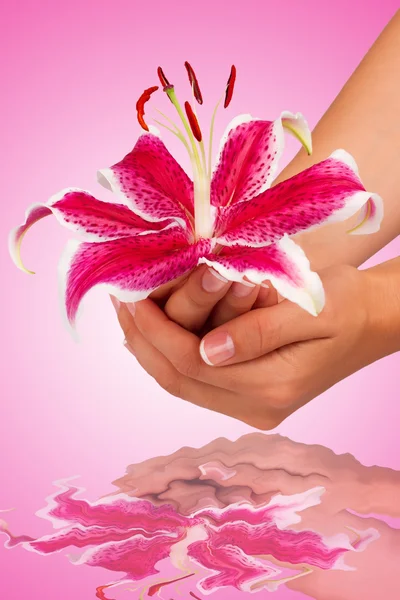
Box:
[190,540,274,593]
[97,131,194,228]
[9,189,176,274]
[41,480,189,532]
[281,111,312,155]
[60,229,212,325]
[216,149,383,247]
[210,112,311,208]
[199,236,324,316]
[77,533,183,580]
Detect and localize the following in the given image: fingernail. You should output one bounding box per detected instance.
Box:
[202,268,229,293]
[127,303,136,317]
[110,295,120,313]
[231,281,256,298]
[261,282,270,289]
[200,331,235,365]
[123,338,136,356]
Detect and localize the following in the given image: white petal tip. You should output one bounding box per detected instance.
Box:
[347,193,384,235]
[281,111,312,155]
[277,236,325,316]
[96,168,114,191]
[330,149,359,174]
[8,227,36,275]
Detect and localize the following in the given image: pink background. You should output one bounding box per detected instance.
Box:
[1,1,399,598]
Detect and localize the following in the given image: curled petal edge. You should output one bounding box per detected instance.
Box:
[8,187,177,275]
[200,236,325,317]
[281,111,312,155]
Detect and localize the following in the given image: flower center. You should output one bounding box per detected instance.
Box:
[136,63,236,240]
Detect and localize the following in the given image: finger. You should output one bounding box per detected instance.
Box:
[129,298,212,380]
[209,281,260,328]
[252,283,279,309]
[117,302,266,424]
[116,296,307,427]
[129,298,254,393]
[148,272,190,304]
[164,264,232,331]
[199,300,332,366]
[126,297,302,400]
[210,281,279,329]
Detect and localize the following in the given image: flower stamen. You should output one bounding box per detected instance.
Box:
[184,100,209,186]
[224,65,237,108]
[207,97,223,179]
[152,108,193,157]
[157,66,171,89]
[184,101,202,142]
[136,86,159,131]
[184,61,203,105]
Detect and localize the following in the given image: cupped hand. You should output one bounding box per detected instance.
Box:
[112,264,385,429]
[150,264,277,333]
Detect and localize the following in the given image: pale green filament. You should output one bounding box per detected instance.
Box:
[165,87,203,178]
[199,139,208,181]
[153,118,193,158]
[154,108,188,139]
[208,97,223,179]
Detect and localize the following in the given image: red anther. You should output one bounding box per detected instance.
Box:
[224,64,237,108]
[184,61,203,104]
[157,66,171,88]
[184,101,202,142]
[136,85,159,131]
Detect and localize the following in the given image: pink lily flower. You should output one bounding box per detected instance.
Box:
[9,63,383,325]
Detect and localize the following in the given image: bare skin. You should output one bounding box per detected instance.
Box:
[112,11,400,427]
[115,259,400,429]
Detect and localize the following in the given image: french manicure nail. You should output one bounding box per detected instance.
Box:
[200,331,235,365]
[202,268,229,293]
[110,295,120,313]
[231,281,256,298]
[127,303,136,317]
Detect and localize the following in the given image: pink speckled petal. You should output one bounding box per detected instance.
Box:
[1,479,378,597]
[97,131,194,229]
[199,236,324,316]
[190,519,348,593]
[3,483,189,582]
[216,150,383,247]
[190,540,275,593]
[38,481,189,532]
[60,229,211,325]
[8,189,176,274]
[77,532,185,580]
[210,112,311,208]
[189,487,349,593]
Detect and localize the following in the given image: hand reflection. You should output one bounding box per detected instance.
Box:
[2,434,399,599]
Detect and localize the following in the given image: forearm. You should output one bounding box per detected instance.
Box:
[275,10,400,270]
[364,256,400,360]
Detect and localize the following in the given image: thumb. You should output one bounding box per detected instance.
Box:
[199,301,329,366]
